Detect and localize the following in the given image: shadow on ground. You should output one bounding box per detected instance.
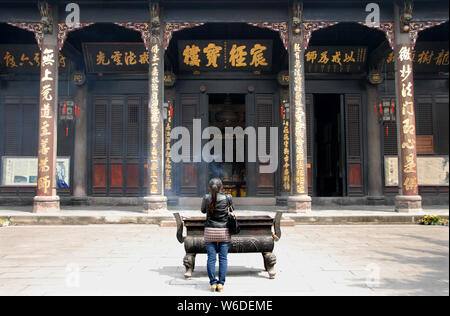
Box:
[348,232,449,296]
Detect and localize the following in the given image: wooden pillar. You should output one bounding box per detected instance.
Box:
[366,83,384,204]
[143,1,168,211]
[393,3,422,212]
[33,2,60,213]
[72,84,88,205]
[287,1,312,212]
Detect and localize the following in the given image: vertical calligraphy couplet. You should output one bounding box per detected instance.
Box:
[282,110,291,192]
[149,41,163,195]
[396,45,419,196]
[292,42,308,195]
[37,45,58,197]
[165,107,173,191]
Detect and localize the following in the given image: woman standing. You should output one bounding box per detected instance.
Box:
[201,178,233,292]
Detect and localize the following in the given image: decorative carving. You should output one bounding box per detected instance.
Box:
[292,2,302,27]
[247,22,289,51]
[400,0,414,33]
[38,0,53,34]
[58,23,94,51]
[359,22,395,50]
[114,22,151,50]
[409,21,447,47]
[183,236,274,254]
[7,23,44,50]
[303,22,339,50]
[164,23,205,51]
[291,2,303,48]
[150,2,161,37]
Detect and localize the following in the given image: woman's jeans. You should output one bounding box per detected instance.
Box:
[205,242,231,285]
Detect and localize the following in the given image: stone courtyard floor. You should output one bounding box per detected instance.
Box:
[0,224,448,296]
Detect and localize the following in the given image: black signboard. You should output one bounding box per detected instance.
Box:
[384,41,449,73]
[0,44,68,74]
[82,42,149,74]
[305,46,368,73]
[178,40,273,72]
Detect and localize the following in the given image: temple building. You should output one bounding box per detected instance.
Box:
[0,0,448,212]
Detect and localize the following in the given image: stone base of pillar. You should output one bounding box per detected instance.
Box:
[33,195,60,213]
[395,195,422,213]
[143,195,168,212]
[71,196,88,206]
[287,195,312,213]
[367,196,386,206]
[276,195,289,206]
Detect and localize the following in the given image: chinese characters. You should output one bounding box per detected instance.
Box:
[178,40,272,72]
[149,42,161,195]
[304,47,367,73]
[293,43,307,194]
[1,48,67,70]
[37,46,57,195]
[281,101,290,191]
[396,44,419,195]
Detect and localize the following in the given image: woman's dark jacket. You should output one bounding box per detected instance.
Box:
[201,193,233,228]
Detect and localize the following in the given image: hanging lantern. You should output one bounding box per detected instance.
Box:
[58,99,79,137]
[375,98,396,137]
[375,98,396,123]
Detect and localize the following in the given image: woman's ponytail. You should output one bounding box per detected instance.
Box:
[208,178,223,214]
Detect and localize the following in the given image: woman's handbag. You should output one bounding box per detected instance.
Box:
[226,195,240,235]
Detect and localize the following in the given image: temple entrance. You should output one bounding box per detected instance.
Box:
[208,93,247,197]
[313,94,346,197]
[170,22,286,199]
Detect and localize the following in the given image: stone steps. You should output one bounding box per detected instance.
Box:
[2,213,447,226]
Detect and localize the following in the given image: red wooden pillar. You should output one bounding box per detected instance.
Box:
[393,3,422,212]
[143,1,168,211]
[33,4,60,213]
[287,1,312,212]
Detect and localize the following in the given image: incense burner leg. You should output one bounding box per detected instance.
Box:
[262,252,277,279]
[183,253,196,279]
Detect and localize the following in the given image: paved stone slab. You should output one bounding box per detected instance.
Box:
[0,224,448,296]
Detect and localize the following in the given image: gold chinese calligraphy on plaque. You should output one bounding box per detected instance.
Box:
[385,42,449,73]
[178,40,272,72]
[82,43,149,73]
[0,45,67,72]
[305,46,367,73]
